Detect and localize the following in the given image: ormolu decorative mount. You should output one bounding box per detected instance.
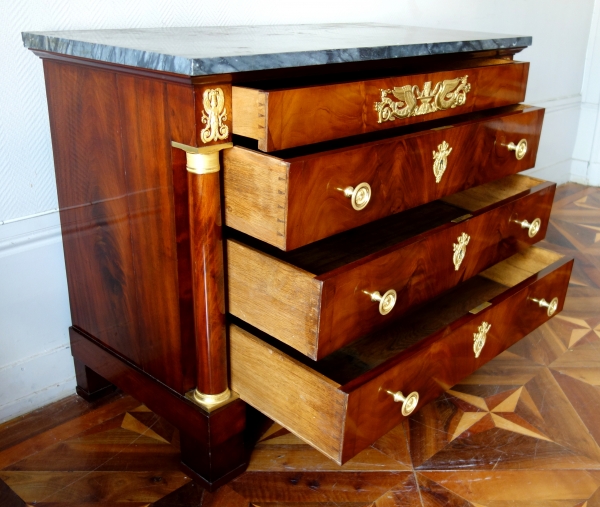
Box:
[473,321,491,358]
[375,76,471,123]
[433,140,452,183]
[200,88,229,143]
[173,141,233,174]
[453,232,470,271]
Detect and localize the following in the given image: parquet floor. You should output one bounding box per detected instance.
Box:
[1,183,600,507]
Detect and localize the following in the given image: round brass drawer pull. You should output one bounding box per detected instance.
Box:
[531,297,559,317]
[507,138,528,160]
[364,289,397,315]
[343,182,372,210]
[514,217,542,238]
[387,390,419,416]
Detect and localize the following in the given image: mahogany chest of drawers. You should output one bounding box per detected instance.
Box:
[22,24,572,489]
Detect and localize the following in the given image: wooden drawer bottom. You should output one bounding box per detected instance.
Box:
[230,247,573,464]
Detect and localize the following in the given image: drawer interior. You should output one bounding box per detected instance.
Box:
[234,57,519,91]
[228,174,545,276]
[234,245,566,384]
[314,247,564,384]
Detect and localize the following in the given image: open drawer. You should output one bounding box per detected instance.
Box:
[232,60,529,151]
[228,174,555,359]
[230,247,573,464]
[224,104,544,250]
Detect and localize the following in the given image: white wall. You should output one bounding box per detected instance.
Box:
[0,212,74,421]
[0,0,596,422]
[572,0,600,186]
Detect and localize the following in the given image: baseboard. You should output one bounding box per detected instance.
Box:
[571,100,600,186]
[523,159,573,185]
[0,374,76,424]
[0,211,74,424]
[571,160,600,186]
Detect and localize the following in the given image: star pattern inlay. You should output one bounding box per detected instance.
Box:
[446,386,552,442]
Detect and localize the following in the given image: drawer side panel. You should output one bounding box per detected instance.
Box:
[230,325,347,463]
[232,87,267,142]
[223,147,289,249]
[227,239,322,357]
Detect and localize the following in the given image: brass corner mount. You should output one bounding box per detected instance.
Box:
[185,388,239,413]
[172,141,233,175]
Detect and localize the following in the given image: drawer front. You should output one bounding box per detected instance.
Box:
[318,179,555,358]
[341,256,573,461]
[229,254,573,465]
[233,61,529,152]
[224,106,544,250]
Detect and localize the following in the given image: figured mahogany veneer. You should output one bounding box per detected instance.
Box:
[227,174,555,359]
[233,60,529,151]
[43,60,202,393]
[224,105,544,250]
[230,247,573,464]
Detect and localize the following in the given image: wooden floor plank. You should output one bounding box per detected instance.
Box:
[0,477,26,507]
[0,393,125,454]
[0,397,141,471]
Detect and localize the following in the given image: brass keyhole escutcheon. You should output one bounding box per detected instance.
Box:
[342,182,372,210]
[432,140,452,183]
[513,217,541,238]
[364,289,397,315]
[531,297,559,317]
[453,232,470,271]
[507,138,528,160]
[473,321,491,359]
[386,390,419,416]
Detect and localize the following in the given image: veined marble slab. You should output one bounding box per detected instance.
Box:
[22,23,531,77]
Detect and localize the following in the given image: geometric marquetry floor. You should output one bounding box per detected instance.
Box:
[1,182,600,507]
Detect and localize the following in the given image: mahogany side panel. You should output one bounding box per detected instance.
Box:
[166,84,200,393]
[44,60,142,363]
[43,59,199,392]
[116,75,186,391]
[240,61,529,151]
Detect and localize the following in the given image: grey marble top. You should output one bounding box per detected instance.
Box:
[22,24,531,77]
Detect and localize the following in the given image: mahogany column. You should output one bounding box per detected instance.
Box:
[175,141,234,408]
